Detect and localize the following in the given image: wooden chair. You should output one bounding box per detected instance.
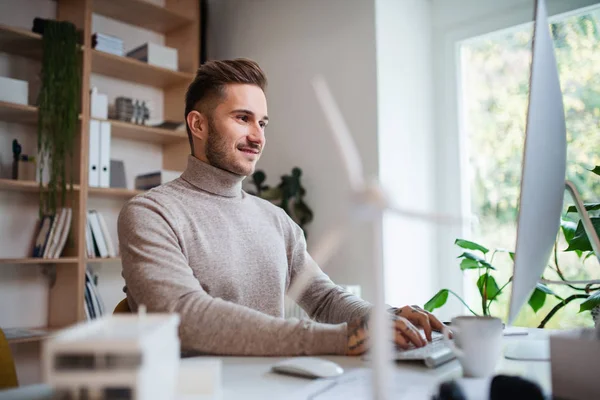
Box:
[113,298,131,314]
[0,328,19,389]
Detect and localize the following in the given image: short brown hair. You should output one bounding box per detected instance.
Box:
[184,58,267,153]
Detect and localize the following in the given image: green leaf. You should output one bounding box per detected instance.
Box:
[424,289,449,312]
[477,274,500,300]
[579,291,600,312]
[535,283,563,300]
[565,218,600,252]
[528,288,546,313]
[561,219,578,243]
[460,259,482,270]
[590,166,600,177]
[567,203,600,213]
[455,239,489,254]
[457,252,494,269]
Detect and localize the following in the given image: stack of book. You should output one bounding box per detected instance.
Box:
[84,268,105,320]
[86,210,118,259]
[92,32,124,56]
[135,170,182,190]
[32,208,73,259]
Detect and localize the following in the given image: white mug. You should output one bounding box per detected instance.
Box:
[442,316,503,378]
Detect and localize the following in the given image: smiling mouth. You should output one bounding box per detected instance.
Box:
[238,148,260,155]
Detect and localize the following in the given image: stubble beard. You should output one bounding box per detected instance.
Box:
[205,117,255,176]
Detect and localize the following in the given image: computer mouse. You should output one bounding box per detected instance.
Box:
[271,357,344,379]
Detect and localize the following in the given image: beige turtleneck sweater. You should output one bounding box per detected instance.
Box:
[117,155,371,356]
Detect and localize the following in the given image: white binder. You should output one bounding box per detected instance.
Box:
[88,120,100,187]
[99,121,111,188]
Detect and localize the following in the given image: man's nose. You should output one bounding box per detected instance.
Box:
[248,124,265,146]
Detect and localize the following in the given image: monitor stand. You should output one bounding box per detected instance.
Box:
[504,339,550,361]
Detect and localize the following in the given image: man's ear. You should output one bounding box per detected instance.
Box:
[186,110,209,142]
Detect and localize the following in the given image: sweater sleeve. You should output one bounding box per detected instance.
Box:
[285,216,372,325]
[118,197,347,356]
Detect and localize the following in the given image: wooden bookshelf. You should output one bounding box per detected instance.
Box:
[92,49,194,88]
[86,257,121,264]
[0,258,78,265]
[93,0,194,34]
[88,186,143,198]
[6,327,55,345]
[0,101,37,124]
[0,24,42,60]
[0,0,198,340]
[0,179,81,193]
[93,118,187,144]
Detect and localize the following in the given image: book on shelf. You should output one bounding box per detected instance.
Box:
[31,208,73,259]
[3,327,50,341]
[84,268,105,321]
[86,209,118,259]
[135,170,182,190]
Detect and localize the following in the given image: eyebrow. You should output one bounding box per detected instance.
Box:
[231,109,269,122]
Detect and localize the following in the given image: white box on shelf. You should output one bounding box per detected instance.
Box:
[90,87,108,119]
[0,76,28,105]
[127,43,178,71]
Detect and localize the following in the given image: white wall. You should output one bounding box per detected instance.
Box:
[375,0,437,309]
[207,0,381,302]
[0,0,166,385]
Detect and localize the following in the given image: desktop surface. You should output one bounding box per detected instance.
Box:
[0,329,552,400]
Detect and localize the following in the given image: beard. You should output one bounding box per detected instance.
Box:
[205,116,259,176]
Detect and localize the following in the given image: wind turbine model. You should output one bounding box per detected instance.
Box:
[287,75,463,400]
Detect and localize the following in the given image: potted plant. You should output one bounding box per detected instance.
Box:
[425,166,600,328]
[36,19,80,216]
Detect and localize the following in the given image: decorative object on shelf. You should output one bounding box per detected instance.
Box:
[91,32,124,56]
[90,87,108,119]
[248,167,314,234]
[0,76,28,105]
[110,160,127,189]
[135,170,181,190]
[126,42,178,71]
[112,96,150,125]
[11,139,21,179]
[36,19,80,217]
[151,121,185,130]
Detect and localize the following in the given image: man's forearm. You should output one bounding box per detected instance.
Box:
[170,291,348,356]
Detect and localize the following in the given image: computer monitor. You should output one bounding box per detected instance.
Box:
[507,0,567,325]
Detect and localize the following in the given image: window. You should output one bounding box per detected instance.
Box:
[460,7,600,328]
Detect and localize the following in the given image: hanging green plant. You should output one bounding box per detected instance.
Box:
[37,20,80,217]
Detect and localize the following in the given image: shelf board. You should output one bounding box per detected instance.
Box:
[93,0,194,33]
[93,118,187,144]
[86,257,121,263]
[0,258,78,265]
[0,101,38,124]
[92,49,194,88]
[88,186,144,198]
[5,327,55,345]
[0,179,80,193]
[0,24,42,59]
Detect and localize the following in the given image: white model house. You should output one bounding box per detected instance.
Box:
[42,306,180,400]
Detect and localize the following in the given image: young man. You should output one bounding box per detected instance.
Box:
[118,58,446,356]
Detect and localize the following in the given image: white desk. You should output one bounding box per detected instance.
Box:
[0,329,551,400]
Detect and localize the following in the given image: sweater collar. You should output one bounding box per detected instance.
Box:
[181,155,245,198]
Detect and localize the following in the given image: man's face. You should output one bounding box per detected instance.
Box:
[203,84,268,176]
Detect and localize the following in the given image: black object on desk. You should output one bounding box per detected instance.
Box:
[12,139,21,179]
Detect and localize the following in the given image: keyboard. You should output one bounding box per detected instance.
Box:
[393,331,456,368]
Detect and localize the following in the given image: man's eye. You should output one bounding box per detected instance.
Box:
[259,121,266,128]
[237,115,249,122]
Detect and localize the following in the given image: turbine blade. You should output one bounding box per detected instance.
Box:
[388,204,465,226]
[312,75,365,192]
[287,225,347,301]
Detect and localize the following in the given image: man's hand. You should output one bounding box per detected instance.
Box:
[388,305,446,342]
[346,313,428,356]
